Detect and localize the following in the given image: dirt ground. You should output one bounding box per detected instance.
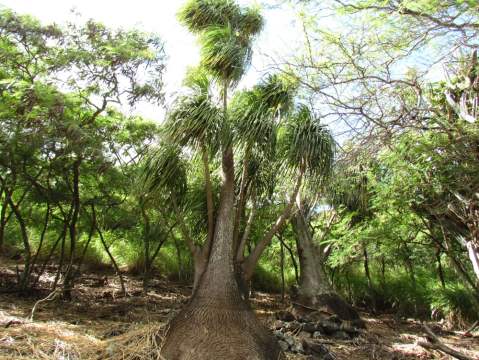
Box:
[0,265,478,360]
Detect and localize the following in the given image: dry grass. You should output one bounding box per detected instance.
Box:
[102,323,166,360]
[0,318,170,360]
[0,318,104,359]
[1,265,478,360]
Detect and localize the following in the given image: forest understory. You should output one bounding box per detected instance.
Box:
[1,0,479,359]
[0,260,477,360]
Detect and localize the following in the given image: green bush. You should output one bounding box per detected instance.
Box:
[332,264,478,326]
[429,284,478,327]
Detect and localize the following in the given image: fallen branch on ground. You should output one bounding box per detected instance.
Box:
[417,323,473,360]
[30,289,60,321]
[291,301,333,315]
[4,319,24,328]
[464,320,479,337]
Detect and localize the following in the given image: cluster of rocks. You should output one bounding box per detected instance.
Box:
[271,309,364,359]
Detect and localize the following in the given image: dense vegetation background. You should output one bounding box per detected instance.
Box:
[1,0,478,341]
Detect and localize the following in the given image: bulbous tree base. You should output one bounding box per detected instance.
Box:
[161,295,284,360]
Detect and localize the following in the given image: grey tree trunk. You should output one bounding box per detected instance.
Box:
[161,148,283,359]
[292,205,363,326]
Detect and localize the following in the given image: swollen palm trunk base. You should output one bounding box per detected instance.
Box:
[161,149,284,359]
[292,208,364,327]
[161,272,284,359]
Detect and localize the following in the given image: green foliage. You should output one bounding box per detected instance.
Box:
[231,73,297,151]
[178,0,263,85]
[429,284,478,326]
[178,0,242,33]
[1,0,477,331]
[165,93,222,151]
[142,145,188,202]
[198,25,253,85]
[178,0,263,37]
[283,105,335,177]
[332,264,477,324]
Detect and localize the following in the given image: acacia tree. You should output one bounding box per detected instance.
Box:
[285,0,479,301]
[0,10,166,295]
[142,0,334,358]
[278,0,478,154]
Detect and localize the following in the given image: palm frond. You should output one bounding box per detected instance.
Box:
[254,73,298,114]
[178,0,263,38]
[283,105,335,178]
[178,0,263,85]
[230,89,276,152]
[199,25,253,85]
[237,6,263,38]
[183,175,220,237]
[178,0,240,33]
[246,148,280,200]
[142,144,187,201]
[183,65,212,94]
[164,93,222,152]
[230,73,297,150]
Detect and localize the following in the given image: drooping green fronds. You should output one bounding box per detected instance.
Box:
[230,89,276,151]
[178,0,263,85]
[142,144,187,201]
[183,175,220,236]
[178,0,263,37]
[183,66,212,94]
[246,148,280,199]
[199,25,253,85]
[283,105,335,177]
[178,0,241,33]
[165,93,222,151]
[230,73,297,150]
[237,6,263,38]
[254,73,298,114]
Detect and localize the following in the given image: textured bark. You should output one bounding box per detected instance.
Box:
[201,144,215,255]
[466,240,479,282]
[280,235,285,302]
[161,147,283,360]
[233,149,250,253]
[140,200,152,291]
[292,205,363,325]
[171,194,207,292]
[30,203,51,277]
[32,218,69,289]
[172,234,184,281]
[278,236,299,284]
[236,202,256,263]
[436,249,446,289]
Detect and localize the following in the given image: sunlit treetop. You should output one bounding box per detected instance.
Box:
[230,73,298,150]
[282,105,335,177]
[178,0,263,85]
[178,0,263,36]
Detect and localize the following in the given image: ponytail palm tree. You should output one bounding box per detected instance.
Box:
[144,1,335,358]
[239,105,335,282]
[159,1,284,359]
